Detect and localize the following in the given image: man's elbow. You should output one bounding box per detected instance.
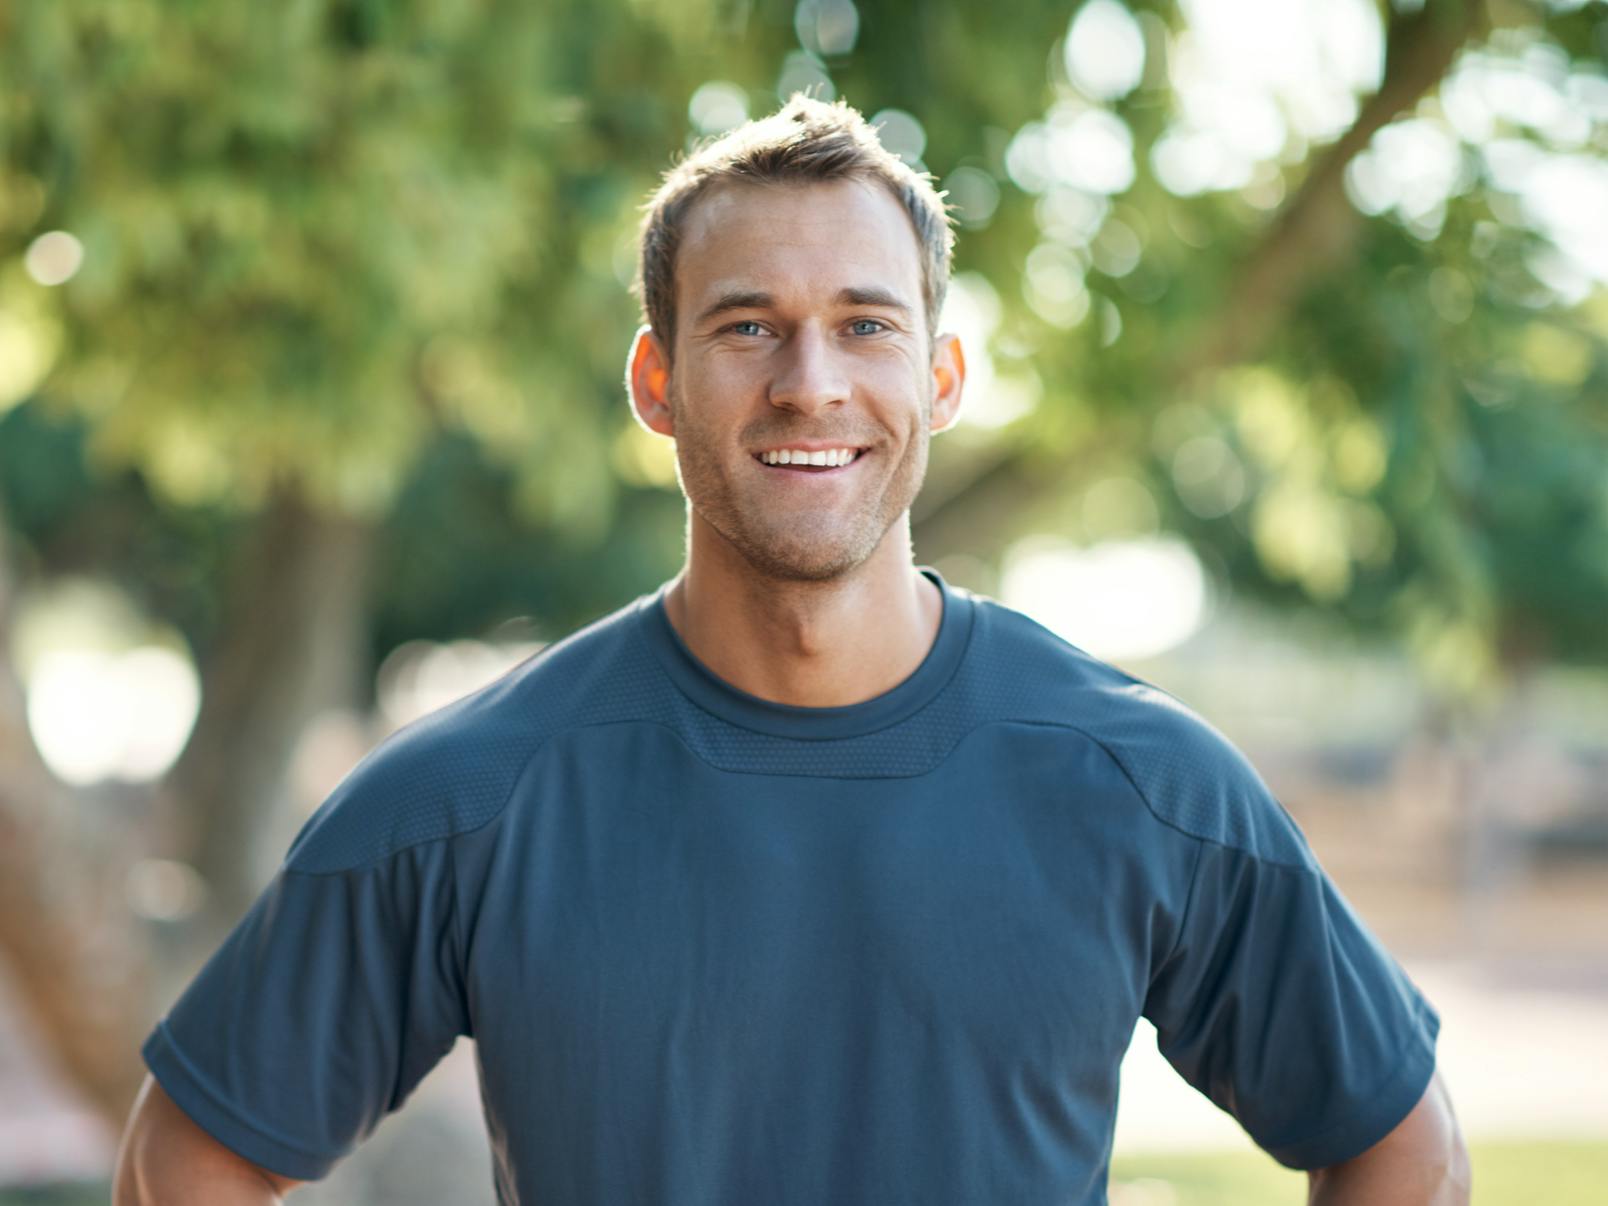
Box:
[1306,1068,1471,1204]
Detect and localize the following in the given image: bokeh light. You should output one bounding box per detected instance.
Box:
[793,0,859,58]
[869,108,926,166]
[23,231,84,286]
[1065,0,1147,102]
[26,646,200,786]
[689,81,750,135]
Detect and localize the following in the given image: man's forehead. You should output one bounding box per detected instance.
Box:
[675,177,924,311]
[680,175,907,239]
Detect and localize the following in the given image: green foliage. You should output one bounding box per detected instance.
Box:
[0,0,784,525]
[1,0,1605,681]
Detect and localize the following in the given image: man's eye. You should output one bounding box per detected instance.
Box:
[850,319,888,336]
[728,320,765,336]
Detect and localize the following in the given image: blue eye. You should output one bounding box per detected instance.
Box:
[850,319,887,335]
[729,320,765,336]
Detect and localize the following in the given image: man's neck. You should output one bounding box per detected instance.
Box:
[662,525,943,709]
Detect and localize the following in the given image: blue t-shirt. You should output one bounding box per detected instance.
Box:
[143,567,1439,1204]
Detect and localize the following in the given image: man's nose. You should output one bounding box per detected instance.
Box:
[767,325,849,415]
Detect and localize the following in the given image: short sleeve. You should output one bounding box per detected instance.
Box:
[140,838,469,1181]
[1141,839,1440,1170]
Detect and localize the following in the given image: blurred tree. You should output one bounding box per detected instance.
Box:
[0,0,792,1123]
[1,0,1605,1129]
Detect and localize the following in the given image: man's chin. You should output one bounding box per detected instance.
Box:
[735,534,873,583]
[692,502,891,582]
[743,551,863,583]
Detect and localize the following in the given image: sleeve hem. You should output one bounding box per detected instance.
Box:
[1263,996,1442,1170]
[142,1022,344,1182]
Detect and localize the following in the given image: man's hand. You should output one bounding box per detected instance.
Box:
[113,1074,308,1205]
[1305,1068,1470,1204]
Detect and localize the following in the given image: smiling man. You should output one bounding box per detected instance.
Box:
[116,97,1469,1205]
[628,160,963,708]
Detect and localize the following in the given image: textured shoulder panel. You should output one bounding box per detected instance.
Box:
[285,596,676,873]
[961,595,1315,867]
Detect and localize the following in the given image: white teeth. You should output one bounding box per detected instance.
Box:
[759,448,860,466]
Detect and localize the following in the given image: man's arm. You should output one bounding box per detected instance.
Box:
[113,1074,309,1205]
[1304,1068,1470,1205]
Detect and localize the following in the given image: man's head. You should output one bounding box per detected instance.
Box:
[626,96,966,583]
[634,94,955,354]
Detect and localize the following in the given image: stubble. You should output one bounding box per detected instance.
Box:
[670,384,933,583]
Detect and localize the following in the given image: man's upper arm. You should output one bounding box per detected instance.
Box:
[1143,834,1441,1167]
[117,1074,308,1202]
[1306,1068,1472,1203]
[136,722,476,1179]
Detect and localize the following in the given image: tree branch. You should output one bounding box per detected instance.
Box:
[913,0,1484,562]
[1183,0,1484,377]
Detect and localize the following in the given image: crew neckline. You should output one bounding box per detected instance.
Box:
[635,566,973,740]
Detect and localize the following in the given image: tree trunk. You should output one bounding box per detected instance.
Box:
[163,483,377,941]
[0,482,377,1131]
[0,498,151,1126]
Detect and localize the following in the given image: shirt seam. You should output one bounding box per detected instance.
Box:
[1149,832,1205,991]
[282,734,552,878]
[1034,718,1314,995]
[447,808,470,1024]
[1052,719,1315,871]
[281,709,1309,881]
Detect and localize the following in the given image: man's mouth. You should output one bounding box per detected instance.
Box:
[751,447,868,474]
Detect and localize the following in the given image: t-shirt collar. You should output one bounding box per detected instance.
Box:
[635,566,973,740]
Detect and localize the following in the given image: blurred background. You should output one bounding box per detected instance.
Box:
[1,0,1605,1201]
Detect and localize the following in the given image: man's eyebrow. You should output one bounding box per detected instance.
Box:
[694,290,775,326]
[836,286,914,313]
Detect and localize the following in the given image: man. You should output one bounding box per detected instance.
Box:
[115,96,1469,1204]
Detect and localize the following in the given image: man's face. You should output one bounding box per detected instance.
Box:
[633,177,963,583]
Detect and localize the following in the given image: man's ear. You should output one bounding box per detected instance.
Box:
[929,332,966,434]
[626,325,674,437]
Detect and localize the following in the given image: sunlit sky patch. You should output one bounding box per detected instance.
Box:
[1001,535,1209,663]
[1024,0,1608,293]
[376,638,545,731]
[940,271,1041,430]
[27,646,199,786]
[1150,0,1381,195]
[1359,33,1608,286]
[13,579,201,786]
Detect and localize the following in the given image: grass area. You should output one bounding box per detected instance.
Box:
[1110,1138,1608,1204]
[0,1189,106,1206]
[4,1140,1603,1203]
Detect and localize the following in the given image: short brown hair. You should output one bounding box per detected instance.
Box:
[634,94,955,353]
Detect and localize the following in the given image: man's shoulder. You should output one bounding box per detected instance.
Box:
[284,591,661,874]
[969,593,1312,866]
